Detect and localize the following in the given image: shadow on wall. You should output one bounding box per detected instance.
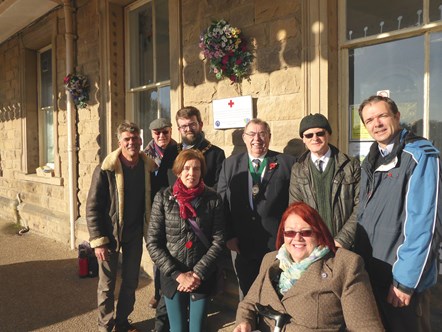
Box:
[284,138,305,158]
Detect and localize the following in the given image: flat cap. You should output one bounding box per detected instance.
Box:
[149,118,172,130]
[299,113,332,137]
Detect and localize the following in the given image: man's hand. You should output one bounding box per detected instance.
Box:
[334,240,342,248]
[387,284,412,307]
[226,237,240,253]
[94,245,109,261]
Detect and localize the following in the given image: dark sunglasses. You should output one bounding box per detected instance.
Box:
[304,131,326,139]
[283,229,314,238]
[153,130,170,136]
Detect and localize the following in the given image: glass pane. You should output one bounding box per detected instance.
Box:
[349,36,424,136]
[136,89,158,147]
[43,106,54,164]
[346,0,423,40]
[40,49,52,107]
[158,85,171,119]
[430,0,442,22]
[429,32,442,150]
[155,0,170,82]
[129,2,154,87]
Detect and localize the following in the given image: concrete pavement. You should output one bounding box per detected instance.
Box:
[1,219,441,331]
[0,221,236,332]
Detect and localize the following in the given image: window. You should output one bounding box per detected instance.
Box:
[38,47,54,167]
[341,0,442,155]
[126,0,171,147]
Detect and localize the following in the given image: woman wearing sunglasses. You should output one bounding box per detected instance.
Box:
[233,202,384,332]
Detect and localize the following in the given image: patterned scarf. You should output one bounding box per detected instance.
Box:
[144,139,164,167]
[276,244,330,295]
[172,178,205,219]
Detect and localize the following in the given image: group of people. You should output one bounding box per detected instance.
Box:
[86,95,441,332]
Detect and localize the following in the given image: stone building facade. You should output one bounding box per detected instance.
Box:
[1,0,335,257]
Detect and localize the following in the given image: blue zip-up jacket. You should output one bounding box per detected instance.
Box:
[356,129,441,294]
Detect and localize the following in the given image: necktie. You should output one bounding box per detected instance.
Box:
[316,159,323,173]
[252,159,261,173]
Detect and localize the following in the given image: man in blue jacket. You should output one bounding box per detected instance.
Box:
[356,95,441,332]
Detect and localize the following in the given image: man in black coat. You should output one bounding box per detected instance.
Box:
[170,106,225,189]
[217,118,296,298]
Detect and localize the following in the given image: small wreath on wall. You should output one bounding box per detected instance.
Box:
[199,19,254,84]
[64,73,90,108]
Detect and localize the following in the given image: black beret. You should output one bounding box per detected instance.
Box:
[299,113,332,137]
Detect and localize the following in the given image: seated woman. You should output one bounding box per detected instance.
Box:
[147,149,224,332]
[233,202,384,332]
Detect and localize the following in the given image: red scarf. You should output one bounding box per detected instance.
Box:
[172,178,205,219]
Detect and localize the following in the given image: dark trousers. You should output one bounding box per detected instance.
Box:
[97,237,143,332]
[372,285,431,332]
[231,251,261,300]
[154,295,170,332]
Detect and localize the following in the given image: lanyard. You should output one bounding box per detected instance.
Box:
[248,158,267,183]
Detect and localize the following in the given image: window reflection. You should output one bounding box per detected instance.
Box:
[429,32,442,150]
[347,0,422,40]
[349,37,424,135]
[430,1,442,22]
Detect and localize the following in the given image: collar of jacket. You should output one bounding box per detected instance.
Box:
[101,147,156,172]
[100,147,156,232]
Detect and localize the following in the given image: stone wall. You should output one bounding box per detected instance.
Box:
[0,1,103,246]
[179,0,305,156]
[0,0,307,279]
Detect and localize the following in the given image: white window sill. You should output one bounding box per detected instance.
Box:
[15,173,64,186]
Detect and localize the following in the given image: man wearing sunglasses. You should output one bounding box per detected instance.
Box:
[143,118,177,315]
[289,113,360,249]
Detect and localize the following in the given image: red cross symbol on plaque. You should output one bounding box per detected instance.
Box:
[228,100,235,108]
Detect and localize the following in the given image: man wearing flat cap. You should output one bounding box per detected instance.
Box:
[289,113,360,249]
[144,118,177,200]
[144,118,177,320]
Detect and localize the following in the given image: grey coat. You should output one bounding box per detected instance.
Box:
[289,145,360,248]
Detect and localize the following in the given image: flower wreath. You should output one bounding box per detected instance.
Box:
[199,19,254,83]
[64,73,89,108]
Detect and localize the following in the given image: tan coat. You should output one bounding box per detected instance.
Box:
[235,249,384,332]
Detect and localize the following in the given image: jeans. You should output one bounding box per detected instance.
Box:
[96,237,142,331]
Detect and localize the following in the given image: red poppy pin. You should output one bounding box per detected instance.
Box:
[269,162,278,170]
[185,240,193,249]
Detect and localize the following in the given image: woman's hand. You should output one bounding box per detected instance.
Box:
[176,271,201,292]
[233,322,252,332]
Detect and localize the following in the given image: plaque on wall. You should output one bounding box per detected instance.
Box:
[212,96,252,129]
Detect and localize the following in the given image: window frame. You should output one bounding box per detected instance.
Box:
[124,0,172,146]
[338,0,442,151]
[37,45,55,169]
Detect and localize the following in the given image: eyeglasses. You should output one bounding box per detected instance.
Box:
[283,229,314,238]
[178,122,198,131]
[303,131,326,139]
[244,131,269,139]
[153,130,170,136]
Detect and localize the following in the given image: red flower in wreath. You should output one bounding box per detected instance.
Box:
[185,240,193,249]
[269,162,278,170]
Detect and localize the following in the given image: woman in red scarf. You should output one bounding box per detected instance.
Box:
[147,149,225,332]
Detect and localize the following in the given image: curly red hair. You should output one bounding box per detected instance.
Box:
[275,202,336,253]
